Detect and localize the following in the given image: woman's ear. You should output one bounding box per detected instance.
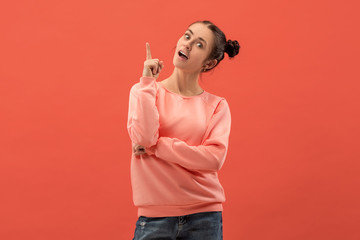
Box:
[204,59,218,71]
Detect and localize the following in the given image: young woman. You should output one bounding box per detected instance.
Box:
[127,20,240,240]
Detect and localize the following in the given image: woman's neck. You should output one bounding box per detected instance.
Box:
[164,68,203,96]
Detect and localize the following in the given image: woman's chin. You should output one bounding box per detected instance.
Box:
[173,59,192,72]
[173,60,185,70]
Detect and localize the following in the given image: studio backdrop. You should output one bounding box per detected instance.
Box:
[0,0,359,239]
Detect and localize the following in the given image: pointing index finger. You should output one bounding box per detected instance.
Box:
[146,42,152,60]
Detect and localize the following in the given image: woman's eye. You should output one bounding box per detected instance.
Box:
[197,42,203,48]
[184,34,190,39]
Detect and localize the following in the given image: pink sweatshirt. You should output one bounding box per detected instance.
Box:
[127,76,231,217]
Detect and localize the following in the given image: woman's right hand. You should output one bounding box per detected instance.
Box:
[143,42,164,79]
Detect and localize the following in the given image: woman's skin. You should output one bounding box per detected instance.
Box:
[133,22,218,156]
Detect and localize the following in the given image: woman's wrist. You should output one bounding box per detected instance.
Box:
[145,145,156,156]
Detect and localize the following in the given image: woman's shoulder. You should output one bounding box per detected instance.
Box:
[201,90,228,106]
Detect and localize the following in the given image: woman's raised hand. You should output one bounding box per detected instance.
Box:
[142,42,164,79]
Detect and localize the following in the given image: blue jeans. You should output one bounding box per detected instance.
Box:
[132,211,223,240]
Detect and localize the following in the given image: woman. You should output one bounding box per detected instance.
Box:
[127,20,240,240]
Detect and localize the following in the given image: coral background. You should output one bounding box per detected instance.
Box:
[1,0,359,239]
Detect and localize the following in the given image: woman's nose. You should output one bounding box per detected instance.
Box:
[185,42,192,51]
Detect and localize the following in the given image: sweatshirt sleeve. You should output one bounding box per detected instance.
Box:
[151,99,231,173]
[127,76,159,148]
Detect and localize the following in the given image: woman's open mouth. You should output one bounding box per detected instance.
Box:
[178,50,188,60]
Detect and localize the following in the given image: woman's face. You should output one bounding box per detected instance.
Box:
[173,23,216,73]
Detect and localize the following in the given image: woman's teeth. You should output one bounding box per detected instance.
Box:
[179,51,188,59]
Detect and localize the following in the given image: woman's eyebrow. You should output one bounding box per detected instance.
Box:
[186,29,207,44]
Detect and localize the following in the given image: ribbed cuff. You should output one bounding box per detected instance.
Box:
[140,76,155,86]
[145,145,156,156]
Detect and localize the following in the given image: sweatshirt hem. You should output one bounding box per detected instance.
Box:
[137,202,223,217]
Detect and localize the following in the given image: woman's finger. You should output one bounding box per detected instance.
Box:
[134,149,146,156]
[143,44,163,79]
[135,144,145,151]
[135,145,144,150]
[133,144,146,156]
[146,42,152,60]
[133,143,143,150]
[152,65,158,75]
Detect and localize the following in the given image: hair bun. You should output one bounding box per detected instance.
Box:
[225,40,240,58]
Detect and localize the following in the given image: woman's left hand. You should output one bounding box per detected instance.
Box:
[132,143,146,156]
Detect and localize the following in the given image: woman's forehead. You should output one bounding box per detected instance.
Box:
[188,23,209,33]
[186,23,213,41]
